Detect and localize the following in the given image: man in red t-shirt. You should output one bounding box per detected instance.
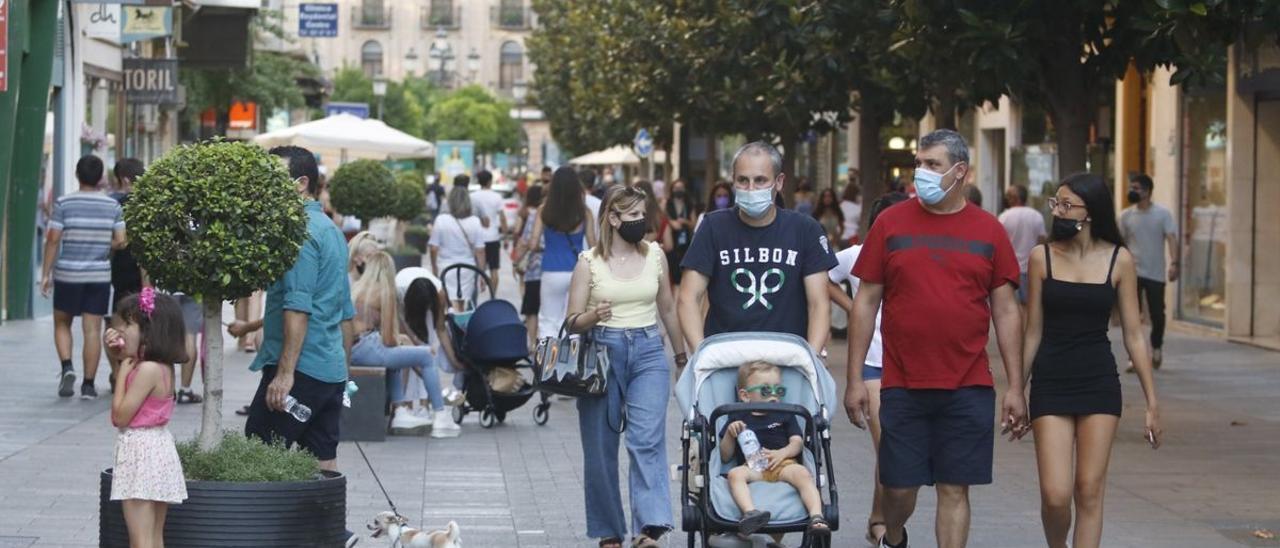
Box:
[844,129,1028,548]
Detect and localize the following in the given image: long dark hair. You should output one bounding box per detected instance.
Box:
[1056,172,1125,246]
[705,180,734,212]
[665,178,694,221]
[115,292,189,365]
[542,166,587,233]
[404,278,441,344]
[812,188,843,225]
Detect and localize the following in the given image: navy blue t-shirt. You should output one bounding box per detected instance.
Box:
[719,410,803,465]
[682,207,837,339]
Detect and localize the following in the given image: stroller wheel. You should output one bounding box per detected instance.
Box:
[479,409,498,428]
[451,406,465,425]
[532,404,549,425]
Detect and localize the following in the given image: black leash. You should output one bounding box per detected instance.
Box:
[353,440,402,519]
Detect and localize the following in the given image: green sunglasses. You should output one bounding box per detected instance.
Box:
[743,384,787,398]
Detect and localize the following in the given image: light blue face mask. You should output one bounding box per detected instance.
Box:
[734,187,775,218]
[913,163,961,205]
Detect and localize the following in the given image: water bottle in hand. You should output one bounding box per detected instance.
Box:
[283,395,312,422]
[737,429,768,472]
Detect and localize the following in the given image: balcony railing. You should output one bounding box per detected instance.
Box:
[421,5,461,30]
[352,6,392,30]
[490,5,533,30]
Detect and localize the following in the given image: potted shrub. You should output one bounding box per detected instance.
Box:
[404,224,431,254]
[388,174,427,268]
[106,140,348,546]
[329,159,396,231]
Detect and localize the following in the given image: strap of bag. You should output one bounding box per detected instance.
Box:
[452,215,474,249]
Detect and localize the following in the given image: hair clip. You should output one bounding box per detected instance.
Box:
[139,287,156,319]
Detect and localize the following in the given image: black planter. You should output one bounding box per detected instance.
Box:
[100,469,346,548]
[392,252,422,271]
[405,232,429,253]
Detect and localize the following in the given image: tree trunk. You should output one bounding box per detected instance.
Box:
[198,299,224,450]
[857,108,886,236]
[1049,104,1091,176]
[780,132,799,206]
[703,136,718,188]
[933,90,959,131]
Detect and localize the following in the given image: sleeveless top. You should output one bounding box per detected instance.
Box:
[1031,245,1121,381]
[118,364,175,428]
[542,225,586,272]
[583,241,664,328]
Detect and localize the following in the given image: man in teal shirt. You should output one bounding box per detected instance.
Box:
[245,146,356,472]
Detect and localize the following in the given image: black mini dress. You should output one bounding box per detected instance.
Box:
[1030,245,1123,419]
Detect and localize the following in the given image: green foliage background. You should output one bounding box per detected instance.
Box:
[177,432,318,482]
[329,159,397,222]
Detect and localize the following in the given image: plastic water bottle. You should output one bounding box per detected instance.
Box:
[738,429,768,472]
[283,395,312,422]
[342,381,359,408]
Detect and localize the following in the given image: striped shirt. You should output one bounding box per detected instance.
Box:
[48,192,124,284]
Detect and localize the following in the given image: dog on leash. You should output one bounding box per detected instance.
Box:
[368,511,462,548]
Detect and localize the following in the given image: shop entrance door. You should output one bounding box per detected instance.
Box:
[1253,99,1280,344]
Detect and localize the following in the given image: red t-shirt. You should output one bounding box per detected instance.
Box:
[852,200,1019,389]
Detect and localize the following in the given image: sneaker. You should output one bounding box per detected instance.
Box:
[412,405,436,422]
[389,407,431,434]
[57,370,77,398]
[430,410,461,438]
[80,384,98,400]
[1153,348,1163,370]
[442,387,465,406]
[879,527,907,548]
[344,529,359,548]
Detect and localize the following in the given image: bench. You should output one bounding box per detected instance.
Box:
[339,366,388,442]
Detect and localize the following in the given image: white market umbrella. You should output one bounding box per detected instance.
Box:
[569,144,667,166]
[253,113,435,164]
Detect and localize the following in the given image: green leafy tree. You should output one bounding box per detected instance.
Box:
[125,141,308,449]
[329,159,397,226]
[330,68,442,139]
[423,85,522,154]
[392,173,426,222]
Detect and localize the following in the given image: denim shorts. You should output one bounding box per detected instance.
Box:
[878,386,995,487]
[862,365,883,382]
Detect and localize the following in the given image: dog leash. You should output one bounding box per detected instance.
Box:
[354,440,402,519]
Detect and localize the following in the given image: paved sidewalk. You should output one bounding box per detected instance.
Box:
[2,282,1279,546]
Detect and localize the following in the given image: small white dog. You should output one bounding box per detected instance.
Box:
[368,511,462,548]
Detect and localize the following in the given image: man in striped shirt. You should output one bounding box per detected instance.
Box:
[40,155,127,399]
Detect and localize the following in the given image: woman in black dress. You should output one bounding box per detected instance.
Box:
[1022,173,1162,548]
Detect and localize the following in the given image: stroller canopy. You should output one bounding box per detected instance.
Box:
[461,299,528,363]
[675,332,835,421]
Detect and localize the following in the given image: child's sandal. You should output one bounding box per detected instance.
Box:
[808,514,831,540]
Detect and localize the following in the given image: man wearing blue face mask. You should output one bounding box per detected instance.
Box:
[844,129,1026,548]
[678,141,838,354]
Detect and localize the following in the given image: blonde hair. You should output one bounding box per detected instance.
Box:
[348,231,382,280]
[737,360,779,389]
[594,185,650,261]
[351,251,398,340]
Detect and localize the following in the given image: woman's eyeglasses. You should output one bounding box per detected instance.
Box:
[1046,198,1084,213]
[743,384,787,398]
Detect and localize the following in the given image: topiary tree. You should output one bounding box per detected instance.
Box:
[391,173,426,223]
[328,159,396,227]
[125,140,308,450]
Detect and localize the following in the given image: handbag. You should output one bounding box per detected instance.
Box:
[533,314,610,398]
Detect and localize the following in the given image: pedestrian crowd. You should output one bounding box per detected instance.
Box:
[45,129,1174,548]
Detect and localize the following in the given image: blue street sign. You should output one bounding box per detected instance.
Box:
[633,128,654,159]
[299,3,338,38]
[325,102,370,119]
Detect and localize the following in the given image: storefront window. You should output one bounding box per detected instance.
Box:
[1178,87,1228,326]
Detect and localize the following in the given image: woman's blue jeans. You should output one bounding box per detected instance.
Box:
[578,325,673,540]
[351,332,445,410]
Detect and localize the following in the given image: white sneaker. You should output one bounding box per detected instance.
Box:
[390,407,431,434]
[430,411,461,438]
[412,405,435,421]
[442,387,465,406]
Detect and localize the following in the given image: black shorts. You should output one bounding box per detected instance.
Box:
[879,386,995,488]
[54,281,111,317]
[521,280,541,316]
[484,241,502,271]
[244,366,345,461]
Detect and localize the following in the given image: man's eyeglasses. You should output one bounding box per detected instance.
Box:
[1047,198,1085,213]
[743,384,787,398]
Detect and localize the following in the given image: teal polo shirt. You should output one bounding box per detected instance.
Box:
[250,200,355,383]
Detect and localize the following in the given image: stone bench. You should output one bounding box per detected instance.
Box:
[338,366,387,442]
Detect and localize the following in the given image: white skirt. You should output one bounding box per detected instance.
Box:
[111,426,188,504]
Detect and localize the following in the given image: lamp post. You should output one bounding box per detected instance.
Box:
[428,27,455,87]
[466,48,481,84]
[512,80,528,172]
[372,76,388,120]
[404,47,419,77]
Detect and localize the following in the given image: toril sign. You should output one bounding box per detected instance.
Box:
[123,58,178,104]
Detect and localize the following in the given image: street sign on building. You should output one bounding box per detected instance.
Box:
[121,6,172,43]
[325,102,369,119]
[84,3,121,41]
[634,128,654,159]
[299,3,338,38]
[0,0,8,92]
[123,58,178,104]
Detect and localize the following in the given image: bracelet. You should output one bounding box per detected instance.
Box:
[674,353,688,366]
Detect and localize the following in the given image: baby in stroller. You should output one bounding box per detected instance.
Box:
[720,361,830,540]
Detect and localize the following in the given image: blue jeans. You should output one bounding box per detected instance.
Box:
[350,332,445,410]
[578,325,673,540]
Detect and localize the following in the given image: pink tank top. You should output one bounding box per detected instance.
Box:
[118,364,175,428]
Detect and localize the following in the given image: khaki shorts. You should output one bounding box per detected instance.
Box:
[761,458,800,483]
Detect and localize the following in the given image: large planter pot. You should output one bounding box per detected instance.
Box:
[100,469,346,547]
[404,231,429,253]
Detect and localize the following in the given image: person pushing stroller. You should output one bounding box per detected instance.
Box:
[719,360,831,541]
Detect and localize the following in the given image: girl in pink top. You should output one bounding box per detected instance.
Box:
[104,288,189,547]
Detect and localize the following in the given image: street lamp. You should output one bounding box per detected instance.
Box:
[404,47,419,77]
[428,27,455,87]
[466,48,481,83]
[372,76,388,119]
[512,79,528,105]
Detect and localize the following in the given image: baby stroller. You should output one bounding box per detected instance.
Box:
[440,264,550,428]
[674,332,840,547]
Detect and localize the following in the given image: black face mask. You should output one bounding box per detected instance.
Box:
[1051,217,1084,241]
[1127,190,1143,204]
[672,190,686,198]
[617,218,647,244]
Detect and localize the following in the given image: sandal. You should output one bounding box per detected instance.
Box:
[630,536,659,548]
[739,509,771,535]
[866,520,887,544]
[808,514,831,541]
[177,390,203,404]
[598,537,623,548]
[235,404,251,416]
